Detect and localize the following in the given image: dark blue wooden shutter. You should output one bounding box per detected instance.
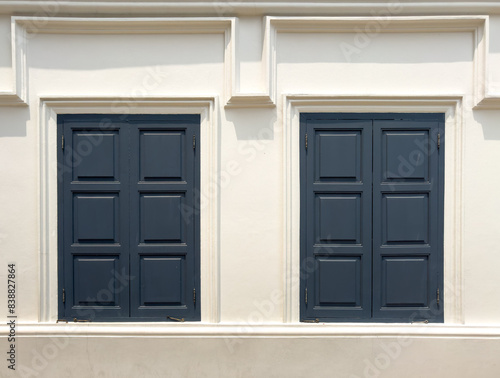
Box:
[128,116,200,321]
[59,116,130,320]
[301,115,373,321]
[372,119,443,322]
[59,115,200,321]
[300,113,444,323]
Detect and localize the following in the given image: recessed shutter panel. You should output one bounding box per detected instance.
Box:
[372,120,443,322]
[128,116,200,320]
[60,116,130,320]
[301,116,373,321]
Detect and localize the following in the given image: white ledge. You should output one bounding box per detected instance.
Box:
[6,323,500,338]
[226,94,275,108]
[1,2,500,16]
[0,93,27,106]
[473,96,500,109]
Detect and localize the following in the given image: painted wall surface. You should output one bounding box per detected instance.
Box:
[0,1,500,377]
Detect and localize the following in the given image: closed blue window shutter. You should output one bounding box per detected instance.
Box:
[301,113,444,323]
[58,115,200,321]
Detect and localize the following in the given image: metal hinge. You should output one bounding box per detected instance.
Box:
[305,288,308,305]
[436,288,440,306]
[305,133,308,151]
[437,133,441,150]
[193,135,196,150]
[61,134,65,150]
[73,318,91,323]
[193,288,196,305]
[167,316,185,322]
[62,288,66,303]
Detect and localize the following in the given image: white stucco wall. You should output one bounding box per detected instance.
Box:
[1,1,500,377]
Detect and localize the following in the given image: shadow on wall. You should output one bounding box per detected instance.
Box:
[473,110,500,141]
[225,108,277,141]
[27,33,223,71]
[0,107,30,137]
[0,16,12,69]
[277,32,473,64]
[489,16,500,53]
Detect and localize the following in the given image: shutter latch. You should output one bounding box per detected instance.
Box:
[436,288,440,306]
[167,316,185,322]
[302,318,319,323]
[411,320,429,324]
[305,133,308,151]
[437,133,441,150]
[73,318,91,323]
[305,287,308,305]
[62,288,66,303]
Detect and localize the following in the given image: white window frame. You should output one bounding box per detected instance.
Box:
[282,95,465,324]
[38,96,221,323]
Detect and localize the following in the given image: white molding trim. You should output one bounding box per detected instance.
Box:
[38,96,221,323]
[8,323,500,338]
[1,1,500,16]
[264,16,500,109]
[2,15,500,108]
[0,17,27,106]
[0,17,238,107]
[282,95,465,324]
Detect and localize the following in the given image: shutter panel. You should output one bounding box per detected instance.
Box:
[372,120,443,322]
[59,116,130,320]
[128,116,200,320]
[301,116,372,320]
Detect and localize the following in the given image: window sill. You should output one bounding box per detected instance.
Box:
[10,322,500,338]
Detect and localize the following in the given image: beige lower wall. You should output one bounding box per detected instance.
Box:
[12,336,500,378]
